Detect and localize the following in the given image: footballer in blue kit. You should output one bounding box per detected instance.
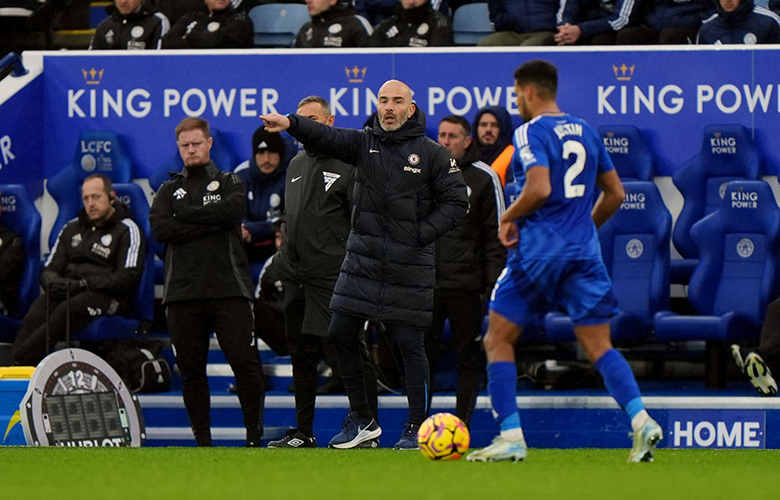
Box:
[467,60,663,464]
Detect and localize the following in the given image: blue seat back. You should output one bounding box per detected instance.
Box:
[689,180,780,323]
[249,4,310,47]
[672,125,761,259]
[597,125,654,182]
[112,183,155,323]
[598,182,671,321]
[503,181,520,208]
[452,3,493,45]
[0,184,41,318]
[47,131,134,249]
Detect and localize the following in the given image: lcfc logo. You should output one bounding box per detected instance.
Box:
[612,63,635,81]
[345,66,367,83]
[82,68,104,85]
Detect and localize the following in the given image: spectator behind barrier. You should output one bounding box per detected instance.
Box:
[555,0,644,45]
[294,0,373,47]
[157,0,207,25]
[368,0,453,47]
[12,174,146,367]
[472,105,515,186]
[355,0,449,27]
[477,0,559,46]
[618,0,712,45]
[235,126,288,264]
[89,0,171,49]
[162,0,254,48]
[696,0,780,45]
[0,189,25,317]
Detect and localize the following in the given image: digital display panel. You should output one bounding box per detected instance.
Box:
[45,392,125,443]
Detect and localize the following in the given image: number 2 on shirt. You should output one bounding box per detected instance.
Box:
[562,140,586,199]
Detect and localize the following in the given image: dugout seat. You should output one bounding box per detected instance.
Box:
[452,3,494,45]
[597,125,654,182]
[655,180,780,386]
[248,3,310,47]
[543,182,671,342]
[47,131,134,250]
[0,184,41,342]
[671,125,761,284]
[70,183,155,341]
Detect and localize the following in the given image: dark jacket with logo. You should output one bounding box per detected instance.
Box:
[294,2,373,48]
[487,0,559,34]
[0,223,24,314]
[285,108,468,329]
[161,6,253,48]
[43,202,145,299]
[643,0,712,32]
[149,161,254,303]
[557,0,643,38]
[274,149,355,282]
[90,0,170,50]
[369,1,453,47]
[435,144,505,295]
[235,158,287,245]
[697,0,780,45]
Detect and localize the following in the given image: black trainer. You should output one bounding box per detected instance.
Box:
[267,429,316,448]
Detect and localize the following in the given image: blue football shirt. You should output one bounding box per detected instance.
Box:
[511,113,615,260]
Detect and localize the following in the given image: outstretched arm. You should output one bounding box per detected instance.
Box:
[260,113,362,164]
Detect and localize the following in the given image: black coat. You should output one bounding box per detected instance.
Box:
[149,161,254,303]
[285,108,468,329]
[294,3,373,48]
[369,2,453,47]
[161,7,253,48]
[435,144,506,295]
[90,0,169,50]
[0,223,24,313]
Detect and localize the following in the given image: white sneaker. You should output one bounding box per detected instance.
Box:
[628,418,663,463]
[466,436,527,463]
[745,352,778,397]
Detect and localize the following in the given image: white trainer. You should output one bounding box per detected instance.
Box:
[466,436,527,463]
[628,418,663,463]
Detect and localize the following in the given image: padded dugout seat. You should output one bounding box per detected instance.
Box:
[452,3,493,45]
[597,125,654,182]
[248,3,310,47]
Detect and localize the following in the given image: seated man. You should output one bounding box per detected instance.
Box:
[478,0,559,47]
[13,174,145,366]
[254,219,288,357]
[731,296,780,397]
[369,0,453,47]
[697,0,780,45]
[236,126,288,264]
[624,0,712,45]
[555,0,644,45]
[0,190,25,316]
[89,0,171,49]
[294,0,373,48]
[161,0,254,48]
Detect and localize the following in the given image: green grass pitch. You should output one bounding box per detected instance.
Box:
[2,448,779,500]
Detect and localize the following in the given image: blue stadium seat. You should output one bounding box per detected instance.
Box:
[70,183,155,341]
[597,125,654,182]
[0,184,41,342]
[248,3,310,47]
[543,182,671,342]
[671,125,761,284]
[655,180,780,344]
[452,3,494,46]
[47,131,134,250]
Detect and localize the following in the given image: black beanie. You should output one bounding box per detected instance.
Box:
[252,126,286,157]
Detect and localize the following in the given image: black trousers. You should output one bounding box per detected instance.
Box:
[166,298,265,446]
[13,291,130,366]
[285,284,377,435]
[330,311,429,425]
[254,298,288,356]
[425,289,484,426]
[758,297,780,376]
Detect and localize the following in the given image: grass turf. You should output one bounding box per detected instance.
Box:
[1,447,779,500]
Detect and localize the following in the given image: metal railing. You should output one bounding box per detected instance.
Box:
[0,52,29,78]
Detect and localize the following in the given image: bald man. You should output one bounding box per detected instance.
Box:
[261,80,468,450]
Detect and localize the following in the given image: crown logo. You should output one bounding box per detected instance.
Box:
[82,68,104,85]
[607,132,615,137]
[345,66,367,83]
[714,132,721,138]
[612,64,635,81]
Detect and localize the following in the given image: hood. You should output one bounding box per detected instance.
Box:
[108,0,158,19]
[717,0,754,24]
[372,104,427,143]
[77,200,130,228]
[472,105,514,163]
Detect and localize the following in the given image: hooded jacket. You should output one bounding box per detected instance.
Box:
[557,0,643,38]
[435,143,506,295]
[472,106,514,166]
[90,0,170,50]
[43,202,145,298]
[294,1,373,48]
[161,5,253,48]
[487,0,559,34]
[697,0,780,44]
[369,0,454,47]
[284,107,468,329]
[235,156,287,244]
[643,0,712,32]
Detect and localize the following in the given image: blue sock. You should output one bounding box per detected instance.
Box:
[487,361,520,428]
[594,349,644,420]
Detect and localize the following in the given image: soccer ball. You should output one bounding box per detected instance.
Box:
[417,412,470,460]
